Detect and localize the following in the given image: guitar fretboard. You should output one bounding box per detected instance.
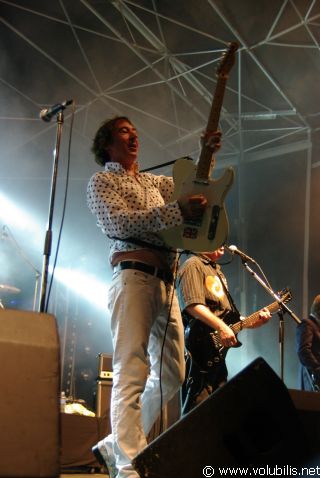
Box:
[196,76,228,182]
[231,299,288,335]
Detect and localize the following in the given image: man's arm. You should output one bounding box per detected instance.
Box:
[245,307,272,329]
[296,320,320,375]
[185,303,237,347]
[87,172,184,237]
[87,172,208,238]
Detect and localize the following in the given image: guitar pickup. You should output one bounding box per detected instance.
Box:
[184,216,203,227]
[208,205,221,240]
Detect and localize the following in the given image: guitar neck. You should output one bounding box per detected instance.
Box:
[196,76,228,181]
[231,300,282,334]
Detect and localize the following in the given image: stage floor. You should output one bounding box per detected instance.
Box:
[61,474,107,477]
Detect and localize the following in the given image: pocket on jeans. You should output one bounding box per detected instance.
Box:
[128,269,150,285]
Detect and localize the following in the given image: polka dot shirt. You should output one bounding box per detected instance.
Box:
[87,162,183,263]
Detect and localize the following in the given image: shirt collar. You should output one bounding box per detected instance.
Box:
[104,162,126,173]
[310,313,320,326]
[104,161,140,175]
[196,254,218,268]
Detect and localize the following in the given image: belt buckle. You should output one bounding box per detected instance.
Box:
[113,263,122,274]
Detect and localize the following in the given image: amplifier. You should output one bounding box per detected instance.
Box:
[96,353,113,422]
[96,380,112,422]
[98,352,113,379]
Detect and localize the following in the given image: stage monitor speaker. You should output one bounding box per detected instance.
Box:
[133,357,313,478]
[0,309,60,478]
[289,388,320,456]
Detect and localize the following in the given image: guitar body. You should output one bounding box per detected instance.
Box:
[185,288,292,371]
[161,157,235,252]
[185,310,241,371]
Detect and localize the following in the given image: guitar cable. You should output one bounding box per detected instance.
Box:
[157,249,184,434]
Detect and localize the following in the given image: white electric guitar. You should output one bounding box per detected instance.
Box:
[161,42,238,252]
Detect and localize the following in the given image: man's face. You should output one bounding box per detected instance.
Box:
[206,247,225,262]
[107,119,139,163]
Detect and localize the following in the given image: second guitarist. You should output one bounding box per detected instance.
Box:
[176,246,271,413]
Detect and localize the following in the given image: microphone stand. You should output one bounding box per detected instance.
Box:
[39,111,64,313]
[239,258,301,382]
[278,308,285,382]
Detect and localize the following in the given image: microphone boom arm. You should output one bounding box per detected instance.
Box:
[241,261,301,325]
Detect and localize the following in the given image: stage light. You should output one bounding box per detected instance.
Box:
[0,193,109,312]
[0,192,43,248]
[53,266,109,311]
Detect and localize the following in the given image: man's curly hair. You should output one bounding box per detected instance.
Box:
[91,116,132,166]
[311,295,320,317]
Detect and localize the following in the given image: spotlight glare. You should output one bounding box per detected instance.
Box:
[54,267,108,310]
[0,192,43,248]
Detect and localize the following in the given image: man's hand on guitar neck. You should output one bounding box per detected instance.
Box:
[177,193,207,222]
[246,307,272,329]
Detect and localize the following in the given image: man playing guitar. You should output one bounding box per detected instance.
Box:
[176,246,271,413]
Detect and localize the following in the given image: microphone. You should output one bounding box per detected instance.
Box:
[225,244,256,263]
[39,99,73,122]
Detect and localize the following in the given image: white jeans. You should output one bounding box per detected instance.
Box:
[107,269,185,478]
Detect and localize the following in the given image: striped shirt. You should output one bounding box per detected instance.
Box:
[177,254,232,321]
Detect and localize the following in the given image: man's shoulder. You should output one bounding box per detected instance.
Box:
[89,169,118,183]
[139,171,173,183]
[138,171,156,182]
[182,254,200,264]
[179,255,204,274]
[298,317,318,330]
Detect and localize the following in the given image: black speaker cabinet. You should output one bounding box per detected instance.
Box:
[289,388,320,454]
[133,357,313,478]
[0,309,60,477]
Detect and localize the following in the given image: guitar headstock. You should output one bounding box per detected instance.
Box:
[278,287,292,304]
[216,42,239,79]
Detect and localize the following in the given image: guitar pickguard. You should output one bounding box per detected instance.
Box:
[161,158,234,252]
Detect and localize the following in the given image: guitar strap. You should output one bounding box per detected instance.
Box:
[108,236,183,281]
[107,235,176,253]
[186,251,239,315]
[214,265,239,316]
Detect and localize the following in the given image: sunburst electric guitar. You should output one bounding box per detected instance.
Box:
[161,42,239,252]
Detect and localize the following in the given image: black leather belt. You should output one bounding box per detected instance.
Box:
[113,261,173,283]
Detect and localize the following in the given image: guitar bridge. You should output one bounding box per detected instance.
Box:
[208,205,221,240]
[182,227,198,239]
[183,213,204,236]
